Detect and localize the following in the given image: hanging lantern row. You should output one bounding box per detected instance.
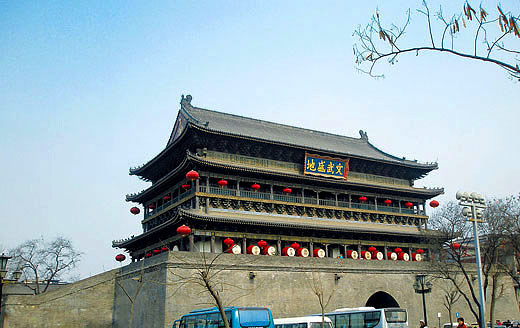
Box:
[143,245,170,259]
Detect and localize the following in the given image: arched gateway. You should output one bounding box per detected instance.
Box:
[365,291,400,308]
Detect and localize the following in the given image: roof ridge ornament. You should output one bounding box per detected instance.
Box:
[359,130,369,141]
[180,94,192,104]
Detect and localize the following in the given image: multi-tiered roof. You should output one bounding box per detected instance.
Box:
[114,95,443,259]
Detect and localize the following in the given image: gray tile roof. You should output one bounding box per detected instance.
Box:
[181,96,436,168]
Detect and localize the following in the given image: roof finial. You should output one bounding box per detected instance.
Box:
[359,130,368,141]
[185,95,192,103]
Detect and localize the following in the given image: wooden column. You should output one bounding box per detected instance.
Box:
[357,243,362,259]
[270,185,274,200]
[309,241,314,256]
[398,200,402,213]
[324,244,329,257]
[384,245,388,260]
[348,194,352,208]
[335,193,338,207]
[237,180,240,197]
[374,196,378,211]
[189,234,195,252]
[195,178,200,209]
[210,234,215,253]
[242,237,247,254]
[205,177,210,213]
[277,239,282,256]
[302,188,305,204]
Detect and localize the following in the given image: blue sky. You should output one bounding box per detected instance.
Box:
[1,1,519,278]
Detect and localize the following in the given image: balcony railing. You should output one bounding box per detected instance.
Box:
[145,188,194,218]
[197,185,425,216]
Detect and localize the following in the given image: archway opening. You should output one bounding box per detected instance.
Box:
[365,291,400,308]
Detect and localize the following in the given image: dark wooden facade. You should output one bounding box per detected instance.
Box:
[113,95,443,262]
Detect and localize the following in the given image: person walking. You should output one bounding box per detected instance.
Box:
[457,318,467,328]
[420,320,428,328]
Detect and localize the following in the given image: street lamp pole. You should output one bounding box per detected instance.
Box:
[456,191,487,328]
[414,274,432,325]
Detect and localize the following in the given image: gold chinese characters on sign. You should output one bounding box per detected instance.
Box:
[304,153,349,179]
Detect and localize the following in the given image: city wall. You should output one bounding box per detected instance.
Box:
[2,269,117,328]
[3,252,519,328]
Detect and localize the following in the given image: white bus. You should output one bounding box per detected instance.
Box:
[274,316,333,328]
[322,307,408,328]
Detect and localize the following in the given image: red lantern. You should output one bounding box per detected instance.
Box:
[223,238,234,245]
[218,179,228,188]
[145,252,152,258]
[161,246,168,252]
[148,204,155,209]
[416,248,425,254]
[452,242,461,249]
[130,207,140,215]
[181,184,191,190]
[115,254,126,262]
[257,240,267,248]
[368,246,377,252]
[291,242,300,249]
[186,170,199,181]
[153,249,161,255]
[384,199,392,206]
[359,196,367,202]
[404,202,413,208]
[163,195,171,201]
[176,225,191,237]
[251,183,260,191]
[430,200,440,208]
[394,248,402,253]
[283,187,292,194]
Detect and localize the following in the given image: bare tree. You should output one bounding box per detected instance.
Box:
[438,277,462,325]
[307,271,336,328]
[167,242,261,328]
[353,1,520,80]
[9,236,81,294]
[427,200,508,328]
[115,261,146,328]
